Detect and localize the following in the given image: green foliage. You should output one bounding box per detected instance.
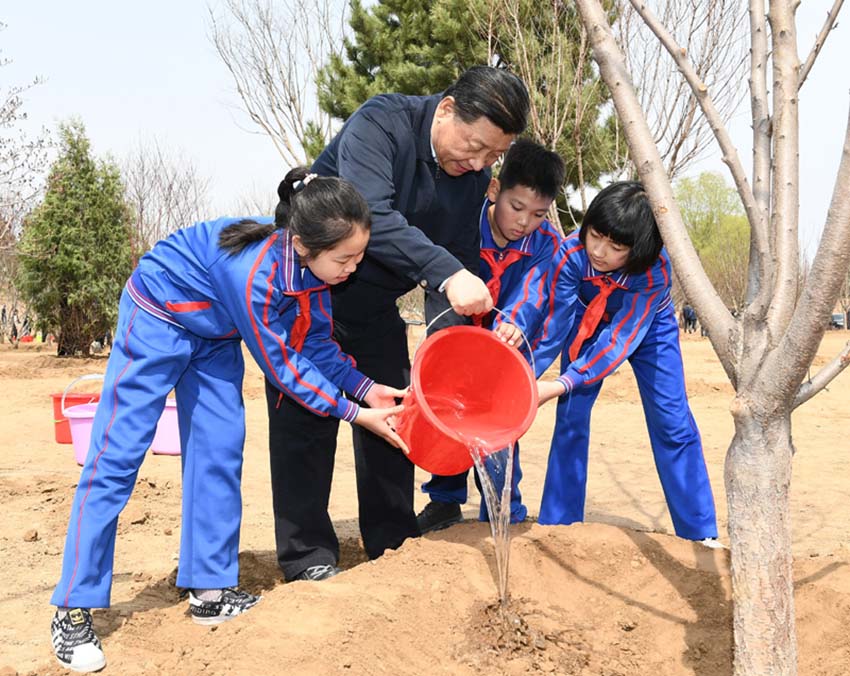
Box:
[675,171,749,310]
[317,0,486,120]
[16,119,133,356]
[302,120,329,165]
[675,171,744,249]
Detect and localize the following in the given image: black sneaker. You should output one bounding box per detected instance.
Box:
[188,588,262,626]
[51,608,106,673]
[292,564,341,582]
[417,500,462,534]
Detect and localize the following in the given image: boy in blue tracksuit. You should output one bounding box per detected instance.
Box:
[534,181,718,542]
[417,139,565,533]
[49,170,407,673]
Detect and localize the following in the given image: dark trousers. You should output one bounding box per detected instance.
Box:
[266,310,419,580]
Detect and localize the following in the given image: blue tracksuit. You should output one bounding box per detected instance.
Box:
[52,219,372,608]
[533,232,717,539]
[422,200,563,522]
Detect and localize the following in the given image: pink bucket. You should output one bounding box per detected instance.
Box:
[65,403,100,466]
[151,399,181,455]
[65,398,181,465]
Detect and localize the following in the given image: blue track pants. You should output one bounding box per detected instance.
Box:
[52,291,246,608]
[540,307,717,540]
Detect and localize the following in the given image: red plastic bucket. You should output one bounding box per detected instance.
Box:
[397,325,538,475]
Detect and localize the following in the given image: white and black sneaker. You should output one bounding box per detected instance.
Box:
[51,608,106,673]
[188,587,261,626]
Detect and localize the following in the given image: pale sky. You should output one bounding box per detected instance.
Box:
[3,1,850,256]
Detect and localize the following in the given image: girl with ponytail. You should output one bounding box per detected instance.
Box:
[49,167,406,672]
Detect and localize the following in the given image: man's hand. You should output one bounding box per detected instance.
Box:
[494,321,524,348]
[444,269,493,316]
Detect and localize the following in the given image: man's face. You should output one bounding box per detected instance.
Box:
[431,97,515,177]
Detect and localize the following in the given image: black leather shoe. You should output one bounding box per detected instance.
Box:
[416,500,462,534]
[292,564,341,581]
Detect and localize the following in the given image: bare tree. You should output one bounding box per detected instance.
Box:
[208,0,347,166]
[228,186,278,220]
[0,23,51,251]
[122,138,211,253]
[613,0,748,179]
[574,0,850,674]
[467,0,616,230]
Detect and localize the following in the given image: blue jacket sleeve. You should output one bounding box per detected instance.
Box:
[529,237,585,377]
[335,109,465,289]
[558,253,672,392]
[210,239,361,423]
[297,287,375,401]
[496,223,563,343]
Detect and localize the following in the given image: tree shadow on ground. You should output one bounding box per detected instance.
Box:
[530,526,733,676]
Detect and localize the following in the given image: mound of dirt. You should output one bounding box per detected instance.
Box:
[4,333,850,675]
[14,521,850,676]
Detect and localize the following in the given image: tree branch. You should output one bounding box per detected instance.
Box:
[765,1,802,341]
[575,0,738,382]
[793,340,850,408]
[766,100,850,406]
[798,0,845,89]
[628,0,768,264]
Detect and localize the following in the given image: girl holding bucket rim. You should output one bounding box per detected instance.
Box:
[533,181,718,545]
[49,167,407,673]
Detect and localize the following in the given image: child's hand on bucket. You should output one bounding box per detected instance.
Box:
[364,384,409,408]
[354,405,410,455]
[493,321,523,348]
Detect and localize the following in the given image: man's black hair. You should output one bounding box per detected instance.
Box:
[444,66,530,135]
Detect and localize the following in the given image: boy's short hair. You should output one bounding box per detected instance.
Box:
[498,139,566,200]
[579,181,663,275]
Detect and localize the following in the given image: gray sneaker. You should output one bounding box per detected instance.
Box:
[188,587,262,626]
[292,564,341,582]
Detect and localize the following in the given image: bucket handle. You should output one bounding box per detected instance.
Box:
[61,374,104,416]
[415,307,536,378]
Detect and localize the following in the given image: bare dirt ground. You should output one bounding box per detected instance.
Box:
[1,328,849,675]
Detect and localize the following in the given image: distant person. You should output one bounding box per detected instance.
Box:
[265,65,530,583]
[49,169,408,673]
[534,181,719,546]
[1,304,6,325]
[9,320,17,342]
[682,304,697,333]
[417,139,565,532]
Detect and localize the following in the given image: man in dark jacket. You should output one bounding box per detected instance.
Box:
[266,66,530,582]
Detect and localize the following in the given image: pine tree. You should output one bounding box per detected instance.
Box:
[317,0,486,120]
[17,120,133,356]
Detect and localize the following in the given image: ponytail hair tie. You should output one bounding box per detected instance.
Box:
[293,172,319,194]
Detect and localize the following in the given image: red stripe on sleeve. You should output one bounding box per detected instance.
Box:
[245,236,336,414]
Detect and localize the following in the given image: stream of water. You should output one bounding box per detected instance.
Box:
[469,441,515,606]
